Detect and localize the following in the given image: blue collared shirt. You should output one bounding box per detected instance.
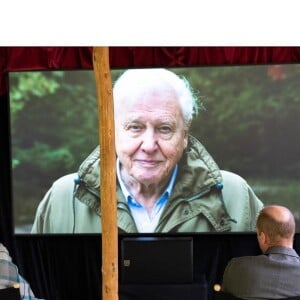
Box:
[117,159,178,232]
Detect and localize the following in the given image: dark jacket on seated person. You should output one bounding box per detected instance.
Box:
[222,246,300,299]
[222,205,300,300]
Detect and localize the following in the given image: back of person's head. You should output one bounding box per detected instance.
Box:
[113,68,199,128]
[256,205,295,250]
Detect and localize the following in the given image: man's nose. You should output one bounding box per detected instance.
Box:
[141,129,158,152]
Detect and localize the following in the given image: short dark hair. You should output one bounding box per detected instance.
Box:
[256,206,295,242]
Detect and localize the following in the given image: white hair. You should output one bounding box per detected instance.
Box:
[113,68,199,128]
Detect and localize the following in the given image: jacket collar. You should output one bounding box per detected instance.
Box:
[265,245,300,258]
[75,135,223,214]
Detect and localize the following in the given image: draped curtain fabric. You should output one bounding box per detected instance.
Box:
[1,46,300,300]
[2,46,300,95]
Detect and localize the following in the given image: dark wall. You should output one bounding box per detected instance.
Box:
[1,47,300,300]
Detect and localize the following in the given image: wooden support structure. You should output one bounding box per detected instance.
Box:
[93,47,118,300]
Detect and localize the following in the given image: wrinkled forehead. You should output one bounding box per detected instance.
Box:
[114,86,181,119]
[114,79,178,106]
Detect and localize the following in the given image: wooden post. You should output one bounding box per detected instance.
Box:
[93,47,118,300]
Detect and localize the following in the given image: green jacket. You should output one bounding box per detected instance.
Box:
[31,135,263,233]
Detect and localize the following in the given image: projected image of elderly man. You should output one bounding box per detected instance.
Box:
[31,68,263,233]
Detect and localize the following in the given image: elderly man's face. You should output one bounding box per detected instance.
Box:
[115,93,188,187]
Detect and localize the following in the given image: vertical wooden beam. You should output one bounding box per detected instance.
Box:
[93,47,118,300]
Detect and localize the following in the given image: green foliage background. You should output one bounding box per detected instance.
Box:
[9,65,300,232]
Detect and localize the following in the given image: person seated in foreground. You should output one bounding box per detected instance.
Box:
[221,205,300,299]
[0,242,45,299]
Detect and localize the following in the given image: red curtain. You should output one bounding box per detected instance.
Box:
[1,46,300,95]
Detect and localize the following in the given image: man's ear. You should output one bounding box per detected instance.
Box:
[260,231,268,246]
[257,230,264,242]
[183,131,189,149]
